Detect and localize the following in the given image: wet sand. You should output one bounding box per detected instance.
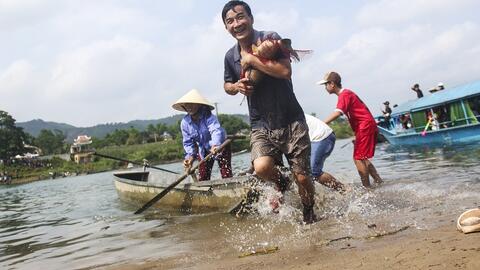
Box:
[104,213,480,270]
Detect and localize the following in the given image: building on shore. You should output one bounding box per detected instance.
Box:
[70,135,94,164]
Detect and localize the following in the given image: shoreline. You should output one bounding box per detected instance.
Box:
[0,150,251,186]
[0,171,96,186]
[103,216,480,270]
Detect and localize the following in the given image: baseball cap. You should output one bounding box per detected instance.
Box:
[316,71,341,86]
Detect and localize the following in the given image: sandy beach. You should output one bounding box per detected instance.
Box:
[105,211,480,270]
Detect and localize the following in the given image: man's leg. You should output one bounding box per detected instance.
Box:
[250,129,286,189]
[253,156,283,186]
[315,172,346,192]
[294,172,315,207]
[353,159,371,188]
[253,156,287,212]
[365,159,382,184]
[311,134,344,192]
[294,172,316,224]
[285,120,316,223]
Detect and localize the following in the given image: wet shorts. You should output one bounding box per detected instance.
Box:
[250,120,311,175]
[353,125,378,160]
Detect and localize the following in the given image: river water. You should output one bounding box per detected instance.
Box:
[1,139,479,269]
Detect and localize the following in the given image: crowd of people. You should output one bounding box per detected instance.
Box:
[381,81,453,132]
[1,171,12,184]
[172,1,384,224]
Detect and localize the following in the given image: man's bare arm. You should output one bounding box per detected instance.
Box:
[324,111,342,125]
[224,82,238,96]
[224,78,254,96]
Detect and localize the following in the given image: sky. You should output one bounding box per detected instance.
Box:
[1,0,480,127]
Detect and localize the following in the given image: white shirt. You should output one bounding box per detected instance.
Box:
[305,114,333,142]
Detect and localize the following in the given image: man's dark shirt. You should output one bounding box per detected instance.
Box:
[385,105,392,115]
[414,89,424,98]
[224,30,305,130]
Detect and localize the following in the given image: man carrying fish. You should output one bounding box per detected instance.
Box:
[221,0,316,223]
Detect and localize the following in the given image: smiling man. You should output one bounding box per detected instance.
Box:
[221,1,316,223]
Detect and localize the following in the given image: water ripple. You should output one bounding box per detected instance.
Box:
[1,144,479,269]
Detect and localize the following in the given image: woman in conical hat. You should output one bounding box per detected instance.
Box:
[172,89,232,181]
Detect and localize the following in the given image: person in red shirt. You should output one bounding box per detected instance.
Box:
[318,71,383,188]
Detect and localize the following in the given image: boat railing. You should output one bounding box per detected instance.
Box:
[395,128,416,135]
[413,115,480,133]
[380,113,480,135]
[377,125,397,135]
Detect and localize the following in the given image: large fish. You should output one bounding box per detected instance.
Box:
[242,37,312,85]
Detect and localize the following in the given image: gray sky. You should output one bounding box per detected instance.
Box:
[1,0,480,127]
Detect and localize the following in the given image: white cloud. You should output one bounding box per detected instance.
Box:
[0,59,49,122]
[357,0,478,26]
[2,1,480,126]
[47,36,155,101]
[0,0,61,31]
[0,60,35,94]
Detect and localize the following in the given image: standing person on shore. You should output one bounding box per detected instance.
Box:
[318,71,383,188]
[305,114,346,193]
[221,0,316,223]
[172,89,233,181]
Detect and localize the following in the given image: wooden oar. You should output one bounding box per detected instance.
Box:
[93,152,179,174]
[134,139,232,214]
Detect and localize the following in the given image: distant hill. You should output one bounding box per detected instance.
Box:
[18,114,250,142]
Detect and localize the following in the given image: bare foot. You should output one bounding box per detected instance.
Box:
[373,178,384,186]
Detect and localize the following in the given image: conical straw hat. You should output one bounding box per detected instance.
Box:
[172,89,215,112]
[457,208,480,234]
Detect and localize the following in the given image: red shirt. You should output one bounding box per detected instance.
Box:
[336,89,376,132]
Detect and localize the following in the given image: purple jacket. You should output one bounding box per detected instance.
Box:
[181,108,226,160]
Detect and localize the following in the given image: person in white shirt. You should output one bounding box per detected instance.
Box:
[305,114,346,192]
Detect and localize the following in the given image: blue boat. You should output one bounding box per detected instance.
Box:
[377,80,480,146]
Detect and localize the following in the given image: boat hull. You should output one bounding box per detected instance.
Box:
[378,123,480,146]
[113,170,252,213]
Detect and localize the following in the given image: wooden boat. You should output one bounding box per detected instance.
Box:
[377,80,480,146]
[113,169,255,214]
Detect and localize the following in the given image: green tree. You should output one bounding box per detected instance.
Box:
[147,124,159,142]
[329,118,354,139]
[35,129,66,155]
[91,136,108,148]
[166,120,181,140]
[23,132,36,145]
[156,123,167,135]
[105,129,129,146]
[126,127,141,145]
[0,110,26,160]
[218,114,249,135]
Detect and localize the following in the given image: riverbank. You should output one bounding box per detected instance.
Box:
[0,148,251,186]
[104,215,480,270]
